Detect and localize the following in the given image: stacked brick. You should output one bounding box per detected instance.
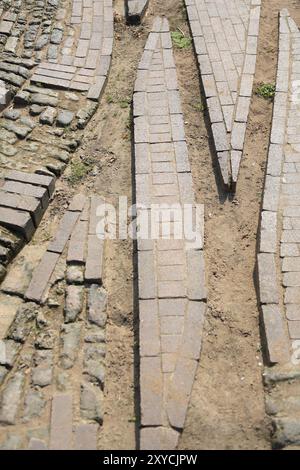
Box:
[258,10,300,450]
[134,17,207,450]
[185,0,261,190]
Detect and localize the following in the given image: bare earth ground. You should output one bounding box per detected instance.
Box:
[10,0,300,450]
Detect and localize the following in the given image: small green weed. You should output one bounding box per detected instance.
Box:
[171,31,192,49]
[256,83,275,100]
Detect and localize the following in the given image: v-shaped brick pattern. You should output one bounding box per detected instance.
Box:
[185,0,261,189]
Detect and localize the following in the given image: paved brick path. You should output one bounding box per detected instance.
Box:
[258,10,300,450]
[0,1,114,283]
[0,194,106,449]
[31,0,113,100]
[185,0,261,190]
[134,17,207,450]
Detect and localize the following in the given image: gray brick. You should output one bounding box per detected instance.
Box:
[257,253,279,304]
[267,144,283,176]
[25,251,60,303]
[48,211,80,254]
[166,357,197,429]
[212,122,229,152]
[235,96,251,122]
[262,176,280,212]
[85,235,104,284]
[3,181,49,209]
[139,299,160,356]
[74,424,98,450]
[140,426,179,451]
[6,170,55,197]
[181,301,206,360]
[50,395,73,450]
[187,250,207,300]
[231,122,246,150]
[138,251,156,299]
[140,356,163,427]
[260,211,277,253]
[261,305,290,364]
[0,206,35,241]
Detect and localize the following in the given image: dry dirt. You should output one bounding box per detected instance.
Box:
[28,0,300,450]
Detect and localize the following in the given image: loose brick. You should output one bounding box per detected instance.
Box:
[25,251,60,303]
[48,211,80,254]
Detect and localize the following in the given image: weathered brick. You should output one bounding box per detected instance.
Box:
[25,251,60,303]
[166,357,197,429]
[139,299,160,356]
[257,253,279,304]
[50,395,73,450]
[261,305,290,364]
[74,424,98,450]
[3,181,49,209]
[0,206,35,241]
[85,235,104,284]
[138,251,156,299]
[48,211,80,254]
[187,250,207,300]
[67,220,88,264]
[140,426,179,450]
[181,301,206,360]
[6,170,55,197]
[140,356,163,427]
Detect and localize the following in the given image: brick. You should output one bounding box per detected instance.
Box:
[262,176,280,212]
[50,395,73,450]
[181,301,206,360]
[158,280,186,298]
[260,211,277,253]
[0,206,35,241]
[267,144,283,177]
[140,426,179,450]
[158,298,187,316]
[67,220,88,264]
[25,251,60,303]
[239,74,254,97]
[85,235,104,284]
[89,196,106,235]
[161,335,181,353]
[286,304,300,321]
[0,191,42,227]
[28,438,47,450]
[178,172,194,204]
[261,305,290,364]
[288,320,300,339]
[68,194,87,212]
[187,250,207,300]
[139,299,160,356]
[174,141,190,172]
[257,253,279,304]
[74,424,98,450]
[6,170,55,197]
[235,96,251,122]
[3,181,49,209]
[166,357,197,429]
[140,357,163,427]
[212,122,229,152]
[231,122,246,150]
[283,272,300,287]
[87,76,106,101]
[138,251,156,299]
[207,96,223,123]
[282,257,300,272]
[48,211,80,254]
